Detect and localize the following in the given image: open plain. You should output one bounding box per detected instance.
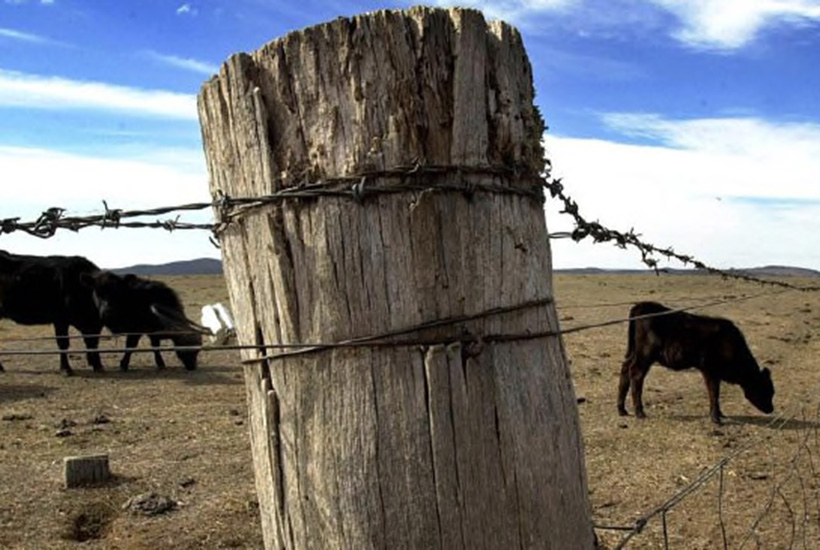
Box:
[1,272,818,549]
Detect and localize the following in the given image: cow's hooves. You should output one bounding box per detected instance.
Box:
[618,409,628,417]
[61,369,74,377]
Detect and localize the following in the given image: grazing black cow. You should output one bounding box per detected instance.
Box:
[82,271,203,371]
[618,301,775,424]
[0,250,104,375]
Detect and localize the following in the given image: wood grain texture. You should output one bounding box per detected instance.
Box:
[198,6,594,549]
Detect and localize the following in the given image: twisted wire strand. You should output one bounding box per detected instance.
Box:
[2,163,817,290]
[0,287,792,360]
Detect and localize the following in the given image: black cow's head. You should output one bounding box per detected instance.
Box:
[743,367,775,414]
[151,303,203,370]
[173,329,202,371]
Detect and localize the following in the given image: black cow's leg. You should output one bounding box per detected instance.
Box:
[120,334,141,371]
[82,327,104,372]
[630,361,651,419]
[54,322,73,376]
[617,359,632,416]
[149,335,166,370]
[703,373,723,424]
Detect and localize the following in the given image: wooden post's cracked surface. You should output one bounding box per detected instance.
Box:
[198,7,594,549]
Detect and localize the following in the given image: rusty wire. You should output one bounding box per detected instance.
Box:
[1,163,817,290]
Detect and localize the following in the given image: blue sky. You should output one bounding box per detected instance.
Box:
[2,1,820,270]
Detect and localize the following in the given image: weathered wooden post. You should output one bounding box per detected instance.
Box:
[198,6,594,549]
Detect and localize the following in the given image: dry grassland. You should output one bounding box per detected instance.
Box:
[0,272,818,549]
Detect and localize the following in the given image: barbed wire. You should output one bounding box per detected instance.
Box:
[539,161,820,291]
[2,163,817,290]
[0,203,218,239]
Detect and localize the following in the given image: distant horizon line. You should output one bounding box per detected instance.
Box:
[108,257,820,278]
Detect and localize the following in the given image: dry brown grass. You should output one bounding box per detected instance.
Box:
[0,275,262,550]
[1,272,818,549]
[560,274,820,549]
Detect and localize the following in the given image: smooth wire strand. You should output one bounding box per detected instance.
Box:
[0,287,795,347]
[0,287,795,361]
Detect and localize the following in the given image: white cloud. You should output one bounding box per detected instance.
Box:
[0,69,197,120]
[429,0,820,50]
[0,27,69,47]
[647,0,820,50]
[544,114,820,269]
[429,0,577,24]
[177,3,197,16]
[0,27,51,43]
[0,145,209,208]
[0,145,216,269]
[600,113,820,199]
[4,0,56,4]
[143,50,219,76]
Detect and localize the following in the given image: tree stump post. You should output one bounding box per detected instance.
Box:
[198,7,594,549]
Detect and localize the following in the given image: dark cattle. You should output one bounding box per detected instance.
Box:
[82,271,203,371]
[0,250,104,375]
[618,301,774,424]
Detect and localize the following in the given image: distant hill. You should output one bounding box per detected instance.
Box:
[732,265,820,278]
[556,265,820,277]
[112,258,820,278]
[112,258,223,276]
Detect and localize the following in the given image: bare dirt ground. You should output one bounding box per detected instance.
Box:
[1,272,818,549]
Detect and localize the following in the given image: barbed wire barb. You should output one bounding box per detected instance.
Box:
[3,163,815,291]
